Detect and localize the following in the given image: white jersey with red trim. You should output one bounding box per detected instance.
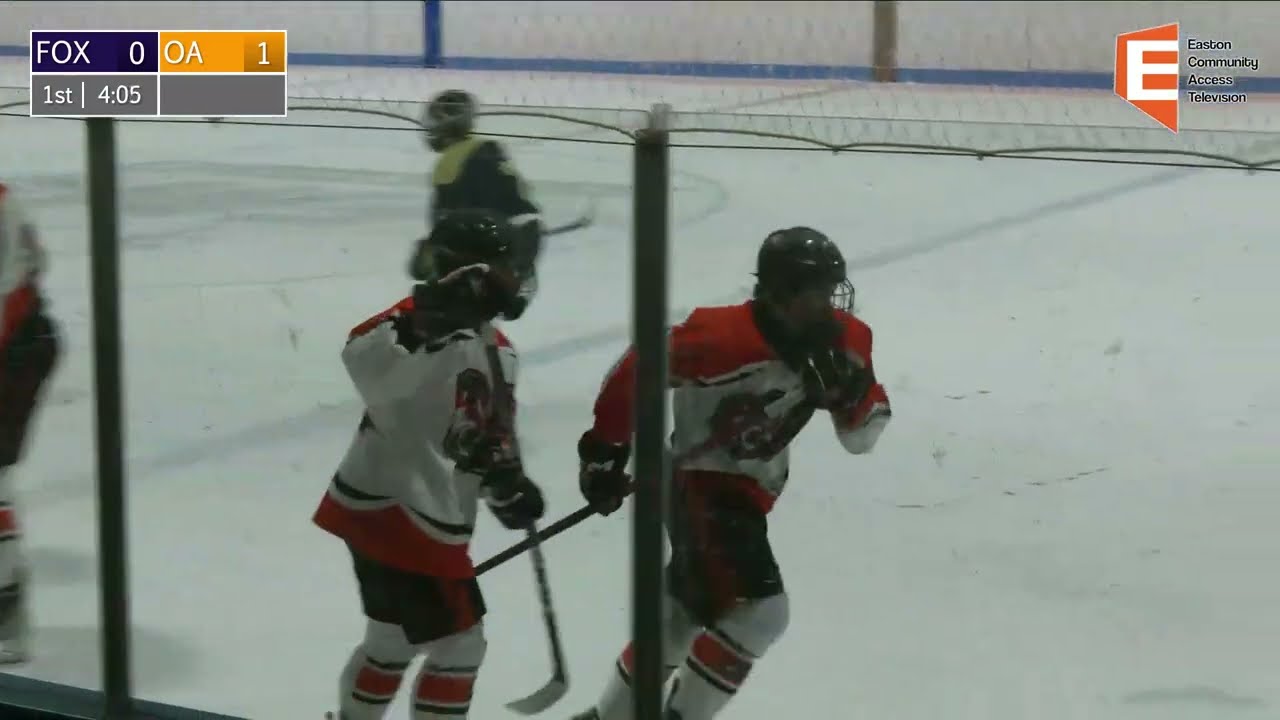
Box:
[312,296,518,579]
[0,183,48,348]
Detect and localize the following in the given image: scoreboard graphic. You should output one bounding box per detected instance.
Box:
[29,30,288,118]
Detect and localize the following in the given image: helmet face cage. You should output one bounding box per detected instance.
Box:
[423,91,474,150]
[798,274,854,315]
[830,277,855,313]
[761,261,854,314]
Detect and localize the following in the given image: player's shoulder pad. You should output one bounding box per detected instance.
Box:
[348,296,415,341]
[684,302,753,331]
[670,303,763,376]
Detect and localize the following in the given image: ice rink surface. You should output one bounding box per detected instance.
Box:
[2,63,1280,719]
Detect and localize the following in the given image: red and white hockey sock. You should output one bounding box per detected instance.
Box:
[0,467,22,587]
[595,600,704,720]
[338,648,409,720]
[667,629,756,719]
[594,642,681,720]
[412,662,478,718]
[0,466,27,663]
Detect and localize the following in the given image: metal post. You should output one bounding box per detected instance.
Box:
[424,0,443,68]
[631,103,671,720]
[872,0,899,82]
[85,118,132,717]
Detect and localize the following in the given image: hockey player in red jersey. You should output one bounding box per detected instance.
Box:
[313,209,546,720]
[0,183,60,665]
[571,227,892,720]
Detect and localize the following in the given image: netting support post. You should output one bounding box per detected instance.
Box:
[85,118,133,717]
[631,103,672,720]
[424,0,443,68]
[872,0,899,82]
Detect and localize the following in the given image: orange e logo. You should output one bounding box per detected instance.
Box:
[1115,23,1180,133]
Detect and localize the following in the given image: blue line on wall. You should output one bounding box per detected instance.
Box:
[3,43,1279,93]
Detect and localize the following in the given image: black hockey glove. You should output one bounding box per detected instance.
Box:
[407,234,435,281]
[578,430,632,516]
[481,463,545,530]
[803,346,875,413]
[411,263,507,337]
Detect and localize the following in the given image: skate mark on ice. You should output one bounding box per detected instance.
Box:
[891,466,1109,509]
[1122,685,1267,709]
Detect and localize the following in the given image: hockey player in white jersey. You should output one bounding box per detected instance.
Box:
[312,209,546,719]
[0,182,61,664]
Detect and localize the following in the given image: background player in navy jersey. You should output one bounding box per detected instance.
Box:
[409,90,544,321]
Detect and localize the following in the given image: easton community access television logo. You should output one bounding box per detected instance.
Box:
[1114,23,1180,133]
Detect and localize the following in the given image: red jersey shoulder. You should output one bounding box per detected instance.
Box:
[673,302,774,381]
[834,310,874,367]
[348,296,414,340]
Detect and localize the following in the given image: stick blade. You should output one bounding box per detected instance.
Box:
[504,677,568,715]
[548,202,597,236]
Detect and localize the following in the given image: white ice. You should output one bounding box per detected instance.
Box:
[2,64,1279,720]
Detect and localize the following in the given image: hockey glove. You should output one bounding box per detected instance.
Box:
[578,430,632,516]
[411,263,507,337]
[482,463,545,530]
[407,234,435,281]
[803,346,875,413]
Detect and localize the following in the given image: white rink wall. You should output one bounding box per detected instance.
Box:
[1,1,1278,87]
[5,60,1278,159]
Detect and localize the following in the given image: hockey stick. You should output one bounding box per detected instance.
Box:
[478,323,569,715]
[476,503,594,576]
[545,203,596,237]
[473,408,779,577]
[504,532,569,715]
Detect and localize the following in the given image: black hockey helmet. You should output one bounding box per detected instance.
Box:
[413,208,517,279]
[422,89,476,152]
[753,226,854,313]
[409,209,526,320]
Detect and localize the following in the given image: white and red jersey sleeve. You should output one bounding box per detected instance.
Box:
[0,184,48,348]
[312,297,518,579]
[829,311,892,454]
